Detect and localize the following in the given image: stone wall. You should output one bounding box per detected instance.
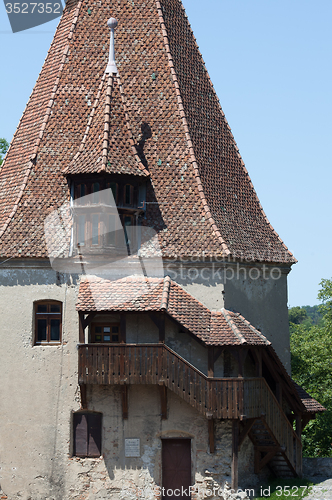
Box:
[303,458,332,477]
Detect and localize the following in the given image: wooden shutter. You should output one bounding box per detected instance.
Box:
[87,413,102,457]
[73,413,88,457]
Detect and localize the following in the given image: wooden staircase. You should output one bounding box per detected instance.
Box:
[78,343,302,476]
[248,418,299,477]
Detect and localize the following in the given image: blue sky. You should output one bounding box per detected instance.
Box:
[0,0,331,307]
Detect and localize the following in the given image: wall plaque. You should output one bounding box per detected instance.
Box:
[125,438,140,457]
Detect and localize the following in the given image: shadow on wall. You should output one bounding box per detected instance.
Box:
[67,385,263,499]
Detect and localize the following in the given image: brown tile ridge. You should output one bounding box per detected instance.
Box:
[155,0,230,257]
[220,308,246,344]
[100,73,115,171]
[0,1,82,240]
[63,73,106,174]
[165,1,295,264]
[116,75,149,176]
[292,381,326,412]
[229,311,271,345]
[160,275,171,310]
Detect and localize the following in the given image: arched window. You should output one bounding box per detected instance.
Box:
[34,300,62,345]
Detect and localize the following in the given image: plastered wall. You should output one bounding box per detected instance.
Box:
[0,261,287,498]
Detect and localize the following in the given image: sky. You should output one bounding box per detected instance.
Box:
[0,0,331,307]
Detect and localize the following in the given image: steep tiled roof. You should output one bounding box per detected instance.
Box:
[0,0,295,263]
[76,275,270,346]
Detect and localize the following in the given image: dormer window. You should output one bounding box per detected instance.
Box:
[71,176,145,254]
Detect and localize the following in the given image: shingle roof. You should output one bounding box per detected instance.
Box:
[63,73,148,176]
[0,0,295,263]
[293,382,326,413]
[76,275,271,347]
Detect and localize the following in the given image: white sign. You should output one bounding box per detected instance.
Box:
[125,438,140,457]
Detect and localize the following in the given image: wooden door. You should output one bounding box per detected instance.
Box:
[162,439,191,499]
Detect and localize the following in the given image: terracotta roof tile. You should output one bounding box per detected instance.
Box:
[293,381,326,413]
[0,0,295,263]
[76,275,270,347]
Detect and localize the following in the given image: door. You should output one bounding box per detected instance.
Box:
[162,439,191,499]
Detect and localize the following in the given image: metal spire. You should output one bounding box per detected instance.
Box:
[106,17,118,74]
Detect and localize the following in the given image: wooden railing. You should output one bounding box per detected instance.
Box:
[78,343,301,474]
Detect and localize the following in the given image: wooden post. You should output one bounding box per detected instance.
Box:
[295,415,301,438]
[159,385,167,419]
[208,347,214,377]
[120,313,126,343]
[79,312,85,343]
[208,418,215,453]
[232,420,239,491]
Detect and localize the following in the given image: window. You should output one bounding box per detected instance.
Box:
[73,412,102,457]
[34,300,62,344]
[72,178,141,253]
[91,323,120,343]
[124,184,134,206]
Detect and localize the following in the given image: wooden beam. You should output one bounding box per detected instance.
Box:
[239,419,256,449]
[80,384,87,409]
[259,449,278,470]
[121,385,128,419]
[79,312,85,343]
[82,312,97,330]
[301,414,314,431]
[295,415,302,438]
[159,385,167,420]
[208,347,214,378]
[208,419,215,454]
[120,313,126,343]
[232,420,239,491]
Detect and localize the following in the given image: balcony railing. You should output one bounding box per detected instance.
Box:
[78,343,301,474]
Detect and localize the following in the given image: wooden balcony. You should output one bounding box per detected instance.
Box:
[78,343,301,475]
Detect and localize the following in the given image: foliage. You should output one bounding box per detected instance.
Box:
[253,477,314,500]
[288,305,322,327]
[0,138,9,166]
[290,278,332,457]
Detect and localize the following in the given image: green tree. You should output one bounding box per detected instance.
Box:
[0,138,9,166]
[290,279,332,457]
[289,306,308,325]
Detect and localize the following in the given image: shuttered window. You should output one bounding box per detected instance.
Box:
[73,412,102,457]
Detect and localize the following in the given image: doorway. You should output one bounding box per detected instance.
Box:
[162,439,191,499]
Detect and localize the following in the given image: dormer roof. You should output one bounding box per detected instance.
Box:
[0,0,295,263]
[63,73,149,177]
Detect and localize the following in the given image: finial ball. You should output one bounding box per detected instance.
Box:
[107,17,118,29]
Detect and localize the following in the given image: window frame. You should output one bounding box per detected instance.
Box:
[91,323,121,343]
[34,300,62,345]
